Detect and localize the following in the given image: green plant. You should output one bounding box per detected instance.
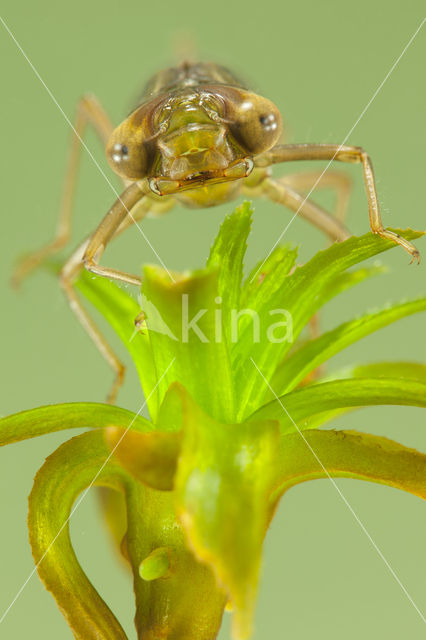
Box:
[1,203,425,640]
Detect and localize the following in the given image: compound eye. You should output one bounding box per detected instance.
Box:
[228,92,282,155]
[106,129,149,180]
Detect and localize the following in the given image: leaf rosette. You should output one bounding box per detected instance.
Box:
[1,203,425,639]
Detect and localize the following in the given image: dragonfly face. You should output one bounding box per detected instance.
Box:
[106,85,282,196]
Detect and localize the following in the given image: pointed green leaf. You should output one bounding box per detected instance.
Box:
[76,270,159,418]
[251,377,426,433]
[233,229,424,419]
[270,297,426,395]
[313,262,386,310]
[297,362,426,429]
[271,429,426,504]
[142,265,235,422]
[206,201,252,338]
[174,386,280,639]
[28,430,131,639]
[350,361,426,383]
[239,245,299,312]
[0,402,151,446]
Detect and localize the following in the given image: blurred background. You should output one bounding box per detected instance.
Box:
[0,1,425,638]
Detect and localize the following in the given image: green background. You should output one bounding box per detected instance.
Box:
[0,0,425,638]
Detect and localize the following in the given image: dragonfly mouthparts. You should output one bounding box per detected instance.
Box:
[149,158,254,196]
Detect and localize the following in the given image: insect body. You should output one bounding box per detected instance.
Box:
[13,61,420,402]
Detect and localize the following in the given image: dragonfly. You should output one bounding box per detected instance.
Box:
[13,61,420,402]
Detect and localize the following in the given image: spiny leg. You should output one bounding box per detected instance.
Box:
[259,176,351,243]
[12,95,119,287]
[60,239,126,404]
[279,170,352,223]
[60,181,153,403]
[113,196,156,238]
[82,181,152,286]
[257,143,420,262]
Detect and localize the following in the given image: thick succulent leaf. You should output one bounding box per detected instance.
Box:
[28,430,131,639]
[142,265,235,423]
[251,377,426,433]
[174,385,280,639]
[206,201,252,339]
[270,297,426,396]
[76,270,159,418]
[0,402,151,446]
[270,429,426,504]
[105,427,180,490]
[233,229,423,419]
[30,427,226,640]
[97,487,128,564]
[0,398,183,492]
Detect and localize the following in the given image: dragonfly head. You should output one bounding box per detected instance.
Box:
[106,87,282,195]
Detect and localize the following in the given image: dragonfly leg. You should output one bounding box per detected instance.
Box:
[12,95,119,287]
[259,176,351,242]
[60,239,125,404]
[278,170,352,223]
[258,143,420,262]
[82,182,151,287]
[60,182,153,402]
